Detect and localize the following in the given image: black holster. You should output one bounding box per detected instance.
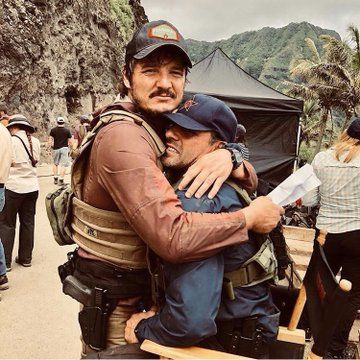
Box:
[78,286,112,351]
[217,317,270,359]
[269,223,291,280]
[58,250,151,351]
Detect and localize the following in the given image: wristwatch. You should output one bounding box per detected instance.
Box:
[221,144,244,170]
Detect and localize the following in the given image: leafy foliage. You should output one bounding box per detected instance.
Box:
[283,26,360,161]
[109,0,134,40]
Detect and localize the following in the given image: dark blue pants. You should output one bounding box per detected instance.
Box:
[324,229,360,352]
[0,189,38,266]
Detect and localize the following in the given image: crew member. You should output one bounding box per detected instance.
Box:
[48,116,72,185]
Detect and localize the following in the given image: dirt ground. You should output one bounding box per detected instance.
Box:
[0,169,81,359]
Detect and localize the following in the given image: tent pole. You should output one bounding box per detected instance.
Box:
[294,116,302,172]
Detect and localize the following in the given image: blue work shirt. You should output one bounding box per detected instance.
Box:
[136,183,279,346]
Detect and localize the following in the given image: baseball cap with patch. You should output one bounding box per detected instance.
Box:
[125,20,192,68]
[163,94,237,143]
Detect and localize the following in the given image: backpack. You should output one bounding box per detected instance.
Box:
[45,185,74,245]
[45,104,165,246]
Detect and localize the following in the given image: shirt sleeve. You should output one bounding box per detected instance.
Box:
[96,122,249,263]
[49,128,54,137]
[0,125,13,183]
[302,157,320,207]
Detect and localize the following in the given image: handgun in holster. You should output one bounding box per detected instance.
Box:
[217,316,269,358]
[58,251,77,283]
[62,275,109,351]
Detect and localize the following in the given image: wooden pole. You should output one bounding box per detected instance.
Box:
[288,284,307,331]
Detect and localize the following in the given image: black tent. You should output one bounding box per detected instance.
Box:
[185,48,303,186]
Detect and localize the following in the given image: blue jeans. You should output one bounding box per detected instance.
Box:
[0,240,6,275]
[0,187,4,212]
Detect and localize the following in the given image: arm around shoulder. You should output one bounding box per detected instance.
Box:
[96,122,250,263]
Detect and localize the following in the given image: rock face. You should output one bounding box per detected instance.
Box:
[0,0,147,138]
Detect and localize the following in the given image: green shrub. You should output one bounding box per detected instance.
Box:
[299,142,315,163]
[109,0,134,40]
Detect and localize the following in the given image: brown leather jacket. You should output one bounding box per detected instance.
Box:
[82,103,258,264]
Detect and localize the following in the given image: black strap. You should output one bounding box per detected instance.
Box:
[12,134,36,163]
[73,255,151,298]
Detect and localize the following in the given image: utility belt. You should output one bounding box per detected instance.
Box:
[217,317,269,359]
[58,250,151,350]
[223,238,278,300]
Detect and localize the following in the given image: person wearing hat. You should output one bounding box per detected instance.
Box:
[69,114,91,159]
[0,114,40,271]
[74,114,91,148]
[124,94,279,358]
[61,20,282,357]
[48,116,72,185]
[303,117,360,359]
[0,121,13,299]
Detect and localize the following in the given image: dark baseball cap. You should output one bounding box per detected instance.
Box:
[347,116,360,140]
[125,20,192,68]
[163,94,237,142]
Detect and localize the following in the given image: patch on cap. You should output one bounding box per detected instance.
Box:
[178,97,198,112]
[148,24,180,41]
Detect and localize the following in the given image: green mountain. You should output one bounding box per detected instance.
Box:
[186,22,340,88]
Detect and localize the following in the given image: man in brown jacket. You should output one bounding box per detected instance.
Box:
[67,20,283,358]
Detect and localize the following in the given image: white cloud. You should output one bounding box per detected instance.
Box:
[141,0,360,41]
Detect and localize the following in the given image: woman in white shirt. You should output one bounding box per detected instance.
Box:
[0,114,41,270]
[302,117,360,359]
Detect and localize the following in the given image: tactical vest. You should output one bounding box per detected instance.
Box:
[70,107,165,270]
[171,178,277,291]
[223,180,278,291]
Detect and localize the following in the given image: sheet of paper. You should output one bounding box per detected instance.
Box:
[268,164,321,206]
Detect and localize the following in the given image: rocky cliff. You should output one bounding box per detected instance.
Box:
[0,0,147,138]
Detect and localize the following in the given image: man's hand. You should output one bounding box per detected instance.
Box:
[124,309,156,344]
[317,229,327,246]
[178,149,232,199]
[242,196,284,233]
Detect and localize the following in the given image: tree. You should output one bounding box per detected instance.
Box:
[284,26,360,157]
[284,39,339,156]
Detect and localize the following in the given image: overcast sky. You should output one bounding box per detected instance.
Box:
[141,0,360,42]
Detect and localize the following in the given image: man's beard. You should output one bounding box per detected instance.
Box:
[161,151,188,170]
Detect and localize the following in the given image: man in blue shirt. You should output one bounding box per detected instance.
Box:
[125,94,280,358]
